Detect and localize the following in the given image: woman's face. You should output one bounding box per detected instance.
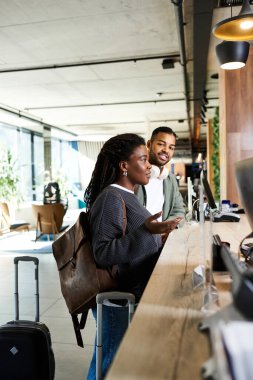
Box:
[124,144,152,186]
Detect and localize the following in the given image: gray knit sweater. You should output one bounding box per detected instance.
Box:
[89,185,162,301]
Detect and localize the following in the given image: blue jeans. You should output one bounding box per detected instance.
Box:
[86,304,129,380]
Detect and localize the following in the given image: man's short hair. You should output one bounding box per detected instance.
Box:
[151,126,178,140]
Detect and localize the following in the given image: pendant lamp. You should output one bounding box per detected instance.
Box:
[213,0,253,41]
[216,40,250,69]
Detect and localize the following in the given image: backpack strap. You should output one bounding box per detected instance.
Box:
[108,187,127,235]
[117,191,127,236]
[71,310,89,348]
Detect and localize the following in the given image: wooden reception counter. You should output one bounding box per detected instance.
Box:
[106,215,251,380]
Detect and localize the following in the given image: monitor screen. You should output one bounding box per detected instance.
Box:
[235,157,253,231]
[200,171,217,210]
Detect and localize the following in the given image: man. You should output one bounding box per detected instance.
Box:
[136,126,185,221]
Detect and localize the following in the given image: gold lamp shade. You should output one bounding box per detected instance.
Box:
[213,0,253,41]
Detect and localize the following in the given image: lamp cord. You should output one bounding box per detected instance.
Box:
[225,1,232,17]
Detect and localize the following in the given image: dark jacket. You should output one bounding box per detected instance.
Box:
[89,186,162,301]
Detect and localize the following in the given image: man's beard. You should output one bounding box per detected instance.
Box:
[149,150,170,167]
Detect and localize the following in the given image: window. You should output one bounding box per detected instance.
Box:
[0,123,80,203]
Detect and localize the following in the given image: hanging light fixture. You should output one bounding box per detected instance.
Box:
[213,0,253,41]
[216,40,250,69]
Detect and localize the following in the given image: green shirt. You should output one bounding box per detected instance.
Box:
[135,174,185,221]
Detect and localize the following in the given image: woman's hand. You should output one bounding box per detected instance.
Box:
[144,212,183,235]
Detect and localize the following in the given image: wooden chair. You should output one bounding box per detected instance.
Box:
[32,203,68,241]
[0,202,30,233]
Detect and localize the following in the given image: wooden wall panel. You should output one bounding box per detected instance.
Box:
[219,68,227,201]
[227,132,241,203]
[167,162,186,183]
[219,47,253,205]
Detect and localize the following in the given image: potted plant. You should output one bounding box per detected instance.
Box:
[0,145,22,207]
[211,107,220,201]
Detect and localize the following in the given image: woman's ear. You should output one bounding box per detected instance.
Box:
[119,161,128,173]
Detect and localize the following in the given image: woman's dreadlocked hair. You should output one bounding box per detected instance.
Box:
[84,133,145,210]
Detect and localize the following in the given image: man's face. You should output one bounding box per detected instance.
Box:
[147,132,176,167]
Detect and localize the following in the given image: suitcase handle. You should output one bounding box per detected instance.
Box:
[14,256,39,265]
[96,291,135,304]
[96,291,135,324]
[14,256,40,322]
[96,291,135,380]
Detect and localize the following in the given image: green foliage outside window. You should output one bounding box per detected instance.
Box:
[0,145,22,204]
[53,169,71,198]
[211,107,220,201]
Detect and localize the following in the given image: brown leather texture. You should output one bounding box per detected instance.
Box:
[52,211,117,315]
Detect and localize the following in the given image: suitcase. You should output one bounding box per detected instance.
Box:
[0,256,55,380]
[96,291,135,380]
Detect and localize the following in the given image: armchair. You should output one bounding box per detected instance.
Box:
[0,202,30,234]
[32,203,68,242]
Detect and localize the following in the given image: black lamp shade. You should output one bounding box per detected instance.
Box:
[216,40,250,70]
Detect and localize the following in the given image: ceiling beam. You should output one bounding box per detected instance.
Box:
[25,98,186,111]
[0,54,180,74]
[172,0,191,137]
[67,121,188,127]
[193,0,215,152]
[0,104,77,136]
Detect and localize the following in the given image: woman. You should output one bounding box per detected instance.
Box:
[84,133,182,379]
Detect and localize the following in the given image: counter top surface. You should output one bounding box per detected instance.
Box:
[106,215,251,380]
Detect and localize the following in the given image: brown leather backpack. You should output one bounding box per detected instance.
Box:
[52,192,126,347]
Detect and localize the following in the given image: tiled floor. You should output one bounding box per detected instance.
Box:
[0,250,96,379]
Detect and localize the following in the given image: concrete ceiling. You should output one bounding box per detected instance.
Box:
[0,0,242,159]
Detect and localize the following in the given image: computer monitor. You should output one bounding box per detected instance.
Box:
[200,171,217,210]
[235,157,253,231]
[200,170,240,222]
